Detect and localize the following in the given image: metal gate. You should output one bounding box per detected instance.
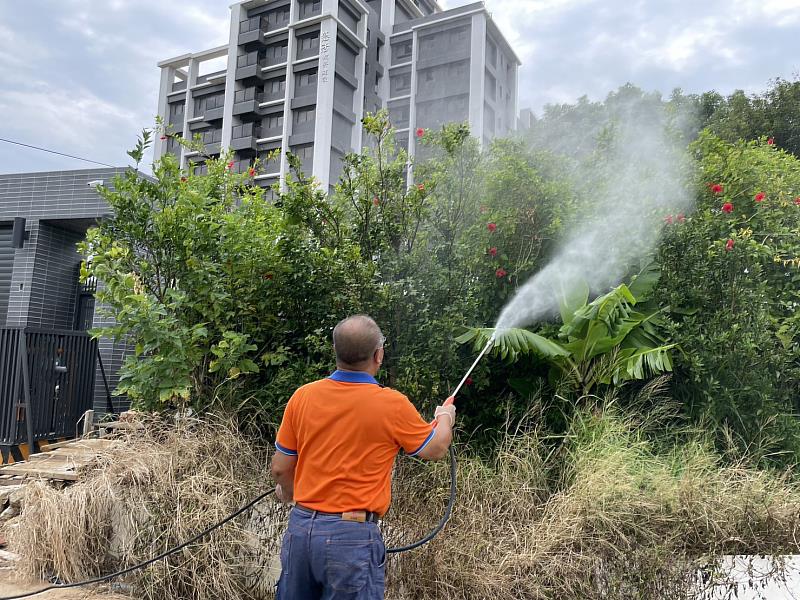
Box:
[0,227,13,326]
[0,327,97,449]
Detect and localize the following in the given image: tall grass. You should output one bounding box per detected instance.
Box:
[9,403,800,599]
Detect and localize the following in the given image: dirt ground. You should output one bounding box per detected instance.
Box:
[0,566,129,600]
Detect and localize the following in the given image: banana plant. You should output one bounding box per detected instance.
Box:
[456,266,674,396]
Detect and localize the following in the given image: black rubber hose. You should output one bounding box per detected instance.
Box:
[386,445,457,553]
[0,488,277,600]
[0,446,458,599]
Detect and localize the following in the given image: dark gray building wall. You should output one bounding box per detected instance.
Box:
[26,223,84,330]
[0,167,132,418]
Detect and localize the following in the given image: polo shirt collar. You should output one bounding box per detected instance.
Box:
[329,369,379,385]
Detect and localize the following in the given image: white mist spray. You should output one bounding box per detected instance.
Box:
[495,97,695,332]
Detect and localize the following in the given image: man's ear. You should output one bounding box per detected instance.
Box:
[375,347,385,364]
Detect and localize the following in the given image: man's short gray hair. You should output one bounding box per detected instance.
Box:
[333,315,384,365]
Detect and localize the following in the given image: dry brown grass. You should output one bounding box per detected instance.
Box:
[8,404,800,600]
[9,416,288,600]
[383,403,800,599]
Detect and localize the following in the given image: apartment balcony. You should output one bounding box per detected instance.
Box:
[230,159,254,174]
[204,106,225,121]
[200,128,223,155]
[233,87,263,115]
[264,46,289,68]
[236,52,267,81]
[239,16,267,45]
[230,122,261,151]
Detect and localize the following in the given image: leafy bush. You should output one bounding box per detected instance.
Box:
[657,131,800,461]
[84,133,368,419]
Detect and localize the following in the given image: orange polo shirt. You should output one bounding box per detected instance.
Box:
[275,370,436,515]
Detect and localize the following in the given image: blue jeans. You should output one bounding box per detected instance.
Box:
[276,507,386,599]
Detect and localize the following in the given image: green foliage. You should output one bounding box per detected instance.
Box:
[657,131,800,460]
[332,111,575,426]
[90,98,800,460]
[83,131,367,417]
[458,279,674,397]
[702,77,800,157]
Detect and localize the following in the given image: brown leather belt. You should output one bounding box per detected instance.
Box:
[295,503,380,524]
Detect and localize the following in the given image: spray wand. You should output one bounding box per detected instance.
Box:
[447,334,496,402]
[390,333,496,555]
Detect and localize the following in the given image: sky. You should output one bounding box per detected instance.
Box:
[0,0,798,174]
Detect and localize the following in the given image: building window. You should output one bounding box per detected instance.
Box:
[267,78,286,95]
[232,122,255,139]
[486,71,496,101]
[291,143,314,161]
[294,107,316,124]
[169,103,184,117]
[266,7,290,29]
[264,113,284,130]
[392,40,413,63]
[266,43,288,63]
[297,72,317,88]
[488,39,498,66]
[192,162,208,175]
[257,148,281,171]
[201,128,222,144]
[235,87,256,103]
[299,0,321,19]
[299,34,318,51]
[237,51,260,68]
[240,16,264,34]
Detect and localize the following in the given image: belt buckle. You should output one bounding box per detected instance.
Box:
[342,510,367,523]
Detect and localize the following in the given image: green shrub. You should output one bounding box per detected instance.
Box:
[657,132,800,462]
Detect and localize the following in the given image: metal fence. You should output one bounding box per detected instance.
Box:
[0,327,97,450]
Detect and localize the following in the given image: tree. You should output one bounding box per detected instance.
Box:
[657,131,800,460]
[83,131,367,417]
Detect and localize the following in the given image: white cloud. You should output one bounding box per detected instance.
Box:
[0,83,142,157]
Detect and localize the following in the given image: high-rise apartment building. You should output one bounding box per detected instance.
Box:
[155,0,520,191]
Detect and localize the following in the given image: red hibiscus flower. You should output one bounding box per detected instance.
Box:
[487,222,497,232]
[768,138,775,146]
[725,239,735,252]
[722,202,734,213]
[465,377,474,386]
[795,197,800,205]
[226,161,234,170]
[417,183,425,191]
[710,184,723,194]
[664,215,674,225]
[248,167,256,177]
[495,268,507,278]
[677,213,686,223]
[488,247,498,257]
[755,192,766,202]
[160,135,167,141]
[416,128,425,138]
[373,197,380,206]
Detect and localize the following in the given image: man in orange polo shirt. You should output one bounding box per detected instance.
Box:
[271,314,455,599]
